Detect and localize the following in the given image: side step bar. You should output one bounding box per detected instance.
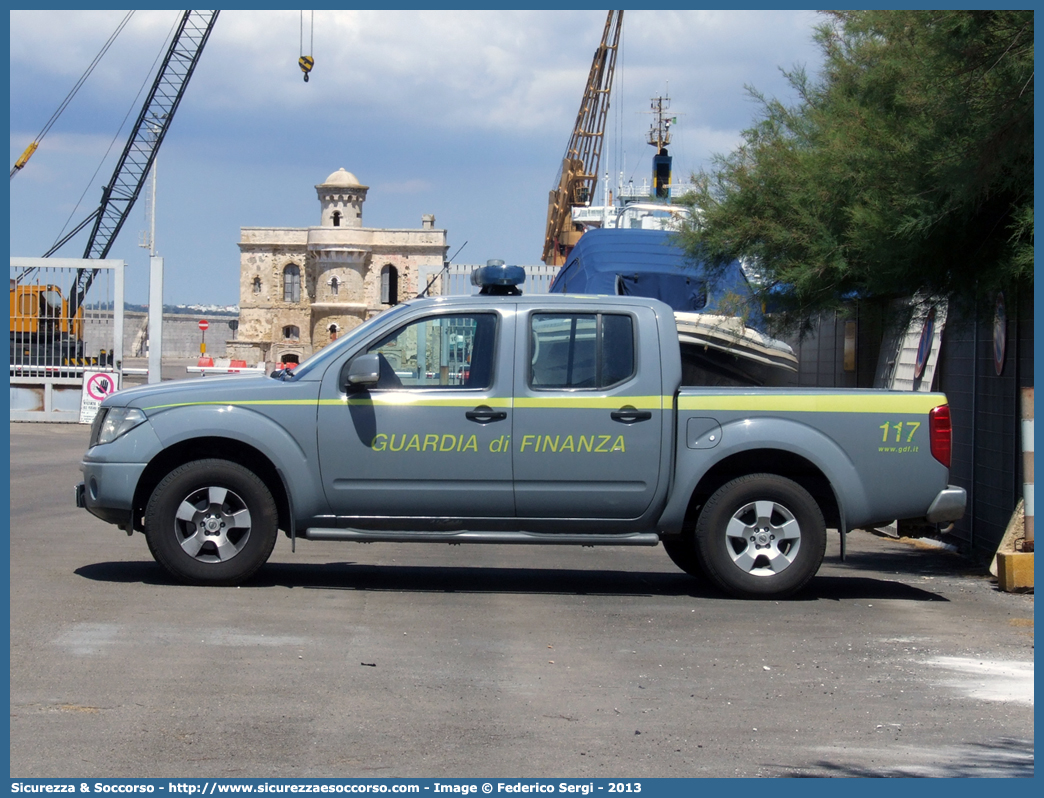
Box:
[301,529,661,546]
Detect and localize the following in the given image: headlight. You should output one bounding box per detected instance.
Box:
[90,407,147,447]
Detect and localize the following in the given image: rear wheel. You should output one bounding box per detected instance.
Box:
[145,459,278,586]
[695,474,826,599]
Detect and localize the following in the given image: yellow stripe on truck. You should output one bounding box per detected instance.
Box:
[677,393,945,414]
[514,395,663,410]
[145,396,515,411]
[342,395,512,408]
[146,393,939,415]
[144,399,318,410]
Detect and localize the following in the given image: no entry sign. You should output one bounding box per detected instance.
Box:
[198,319,209,331]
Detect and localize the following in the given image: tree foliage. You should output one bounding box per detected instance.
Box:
[679,10,1033,328]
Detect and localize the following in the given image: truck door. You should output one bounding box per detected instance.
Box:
[317,309,515,518]
[512,306,663,519]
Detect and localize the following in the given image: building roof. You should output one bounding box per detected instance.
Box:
[319,168,366,188]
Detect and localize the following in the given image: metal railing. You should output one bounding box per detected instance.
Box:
[441,264,560,296]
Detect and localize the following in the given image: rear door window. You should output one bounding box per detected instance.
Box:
[529,312,634,390]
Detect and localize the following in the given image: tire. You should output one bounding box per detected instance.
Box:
[695,474,826,599]
[144,459,278,586]
[662,536,705,579]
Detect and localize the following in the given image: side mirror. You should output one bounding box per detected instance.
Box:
[341,353,380,391]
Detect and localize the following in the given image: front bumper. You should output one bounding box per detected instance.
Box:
[78,461,149,529]
[76,418,163,531]
[925,485,967,524]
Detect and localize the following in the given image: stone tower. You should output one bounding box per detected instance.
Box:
[317,167,368,228]
[228,169,448,367]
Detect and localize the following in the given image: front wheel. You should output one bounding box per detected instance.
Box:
[144,459,278,586]
[695,474,826,599]
[662,536,705,579]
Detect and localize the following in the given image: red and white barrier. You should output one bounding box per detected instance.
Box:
[187,358,264,377]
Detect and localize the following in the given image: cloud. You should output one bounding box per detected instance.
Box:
[10,130,117,158]
[11,10,822,140]
[193,10,606,134]
[9,9,826,304]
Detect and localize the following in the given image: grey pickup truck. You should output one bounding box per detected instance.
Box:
[77,264,966,598]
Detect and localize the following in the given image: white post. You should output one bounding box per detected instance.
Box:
[148,255,164,384]
[149,157,157,255]
[113,259,125,379]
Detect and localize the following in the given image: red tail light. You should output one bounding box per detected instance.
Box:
[929,405,952,468]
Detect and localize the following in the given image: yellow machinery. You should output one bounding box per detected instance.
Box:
[9,281,92,369]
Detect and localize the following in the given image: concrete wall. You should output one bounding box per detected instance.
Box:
[83,311,240,360]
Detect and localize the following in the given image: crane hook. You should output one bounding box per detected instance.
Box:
[299,11,314,82]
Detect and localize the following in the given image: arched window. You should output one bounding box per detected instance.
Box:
[332,211,341,227]
[283,325,300,340]
[252,277,262,294]
[283,264,301,303]
[381,265,399,306]
[330,277,339,296]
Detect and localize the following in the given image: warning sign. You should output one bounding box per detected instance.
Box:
[79,370,120,424]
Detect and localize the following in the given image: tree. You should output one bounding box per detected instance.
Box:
[679,10,1033,329]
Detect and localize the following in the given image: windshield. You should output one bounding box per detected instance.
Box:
[286,303,414,380]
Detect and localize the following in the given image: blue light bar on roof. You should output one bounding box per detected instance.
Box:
[471,260,526,289]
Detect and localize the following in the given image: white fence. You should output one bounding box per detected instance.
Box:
[440,263,560,296]
[10,257,125,422]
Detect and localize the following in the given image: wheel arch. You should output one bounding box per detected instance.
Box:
[132,437,291,535]
[680,449,842,535]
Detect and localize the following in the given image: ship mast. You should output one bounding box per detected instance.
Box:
[647,92,675,200]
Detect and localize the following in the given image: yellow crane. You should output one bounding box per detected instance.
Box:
[541,10,622,266]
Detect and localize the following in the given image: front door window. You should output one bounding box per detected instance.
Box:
[366,313,496,390]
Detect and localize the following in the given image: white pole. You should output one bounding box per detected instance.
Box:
[144,122,163,382]
[148,256,163,384]
[113,260,124,380]
[148,156,157,256]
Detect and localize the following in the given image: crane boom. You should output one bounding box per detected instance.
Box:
[541,10,622,266]
[56,10,220,315]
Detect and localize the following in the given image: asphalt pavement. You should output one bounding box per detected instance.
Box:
[8,422,1034,778]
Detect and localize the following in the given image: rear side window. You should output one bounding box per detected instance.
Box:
[530,313,634,390]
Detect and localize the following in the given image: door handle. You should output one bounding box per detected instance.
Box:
[610,405,652,423]
[466,405,507,424]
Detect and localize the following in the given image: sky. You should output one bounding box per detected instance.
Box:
[9,9,825,307]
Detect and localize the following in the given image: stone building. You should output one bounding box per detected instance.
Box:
[228,168,448,366]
